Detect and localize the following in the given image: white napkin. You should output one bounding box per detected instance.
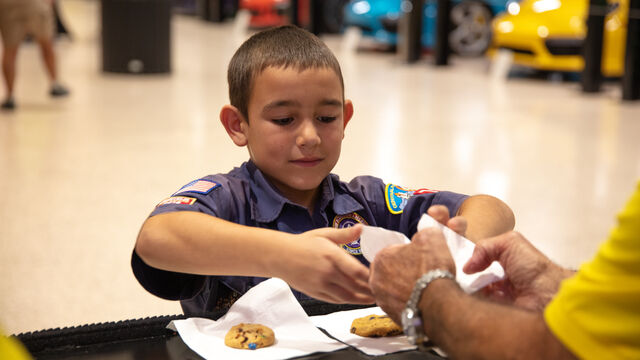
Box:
[359,214,504,293]
[167,278,347,360]
[311,306,415,356]
[417,214,505,293]
[360,225,410,262]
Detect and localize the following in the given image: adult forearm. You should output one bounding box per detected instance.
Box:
[458,195,515,242]
[419,279,576,360]
[135,212,291,276]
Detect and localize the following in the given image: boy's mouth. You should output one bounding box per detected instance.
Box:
[291,158,323,167]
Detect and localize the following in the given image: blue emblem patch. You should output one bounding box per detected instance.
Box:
[332,213,368,255]
[385,184,415,214]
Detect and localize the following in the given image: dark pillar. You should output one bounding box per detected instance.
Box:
[434,0,451,65]
[208,0,225,22]
[290,0,300,27]
[582,0,607,92]
[197,0,225,22]
[101,0,171,74]
[622,0,640,100]
[398,0,424,63]
[308,0,324,35]
[197,0,209,20]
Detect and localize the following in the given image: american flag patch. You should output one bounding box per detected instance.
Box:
[157,196,197,207]
[414,188,439,194]
[174,179,220,195]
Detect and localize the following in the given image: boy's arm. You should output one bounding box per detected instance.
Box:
[456,194,515,242]
[135,211,374,304]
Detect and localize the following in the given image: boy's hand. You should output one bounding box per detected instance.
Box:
[427,205,468,236]
[279,225,375,304]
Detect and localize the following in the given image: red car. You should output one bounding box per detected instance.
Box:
[240,0,292,29]
[240,0,346,32]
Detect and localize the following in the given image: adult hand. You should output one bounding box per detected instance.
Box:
[369,228,456,323]
[463,231,574,311]
[427,205,468,236]
[281,225,375,304]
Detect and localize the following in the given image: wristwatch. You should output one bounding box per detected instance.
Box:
[401,269,455,351]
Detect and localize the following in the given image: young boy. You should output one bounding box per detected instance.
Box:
[132,25,515,316]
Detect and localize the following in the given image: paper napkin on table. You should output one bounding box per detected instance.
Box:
[359,213,504,293]
[167,278,347,360]
[311,306,416,356]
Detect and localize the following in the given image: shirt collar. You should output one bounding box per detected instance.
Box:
[243,161,363,223]
[244,161,287,223]
[327,174,364,215]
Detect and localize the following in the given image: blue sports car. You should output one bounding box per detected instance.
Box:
[344,0,511,56]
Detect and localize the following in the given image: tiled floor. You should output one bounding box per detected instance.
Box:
[1,0,639,335]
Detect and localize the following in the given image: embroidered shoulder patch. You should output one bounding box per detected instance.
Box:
[332,212,368,256]
[174,179,220,195]
[157,196,197,207]
[385,184,439,214]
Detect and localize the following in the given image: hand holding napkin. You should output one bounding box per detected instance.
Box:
[360,213,504,293]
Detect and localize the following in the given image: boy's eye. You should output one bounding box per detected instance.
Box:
[317,116,337,123]
[272,117,293,125]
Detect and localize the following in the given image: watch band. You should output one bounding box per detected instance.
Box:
[406,269,455,310]
[401,269,455,349]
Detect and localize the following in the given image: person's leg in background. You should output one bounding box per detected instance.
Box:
[37,36,69,97]
[0,3,23,111]
[1,44,19,110]
[36,0,69,98]
[0,0,70,111]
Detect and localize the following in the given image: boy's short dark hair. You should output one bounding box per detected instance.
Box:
[228,25,345,120]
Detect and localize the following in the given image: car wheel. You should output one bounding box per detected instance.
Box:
[322,0,348,33]
[448,1,493,57]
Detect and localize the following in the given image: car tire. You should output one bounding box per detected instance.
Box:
[448,1,493,57]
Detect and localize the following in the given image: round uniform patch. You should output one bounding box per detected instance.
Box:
[333,213,368,255]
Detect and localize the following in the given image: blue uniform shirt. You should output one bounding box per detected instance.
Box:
[131,161,468,315]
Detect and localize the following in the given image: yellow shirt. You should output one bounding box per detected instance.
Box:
[545,182,640,359]
[0,331,31,360]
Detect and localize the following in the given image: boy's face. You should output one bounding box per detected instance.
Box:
[242,66,352,199]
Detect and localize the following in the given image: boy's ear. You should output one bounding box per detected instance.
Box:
[343,99,354,131]
[220,105,248,147]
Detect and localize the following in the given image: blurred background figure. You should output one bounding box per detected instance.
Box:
[0,0,69,111]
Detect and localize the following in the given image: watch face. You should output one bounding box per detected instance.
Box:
[401,308,413,327]
[401,308,418,345]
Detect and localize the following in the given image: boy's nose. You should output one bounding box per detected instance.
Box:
[296,120,321,148]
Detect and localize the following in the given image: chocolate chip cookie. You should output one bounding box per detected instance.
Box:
[350,314,403,337]
[224,323,275,350]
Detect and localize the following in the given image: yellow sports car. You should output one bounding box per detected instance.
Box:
[489,0,628,76]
